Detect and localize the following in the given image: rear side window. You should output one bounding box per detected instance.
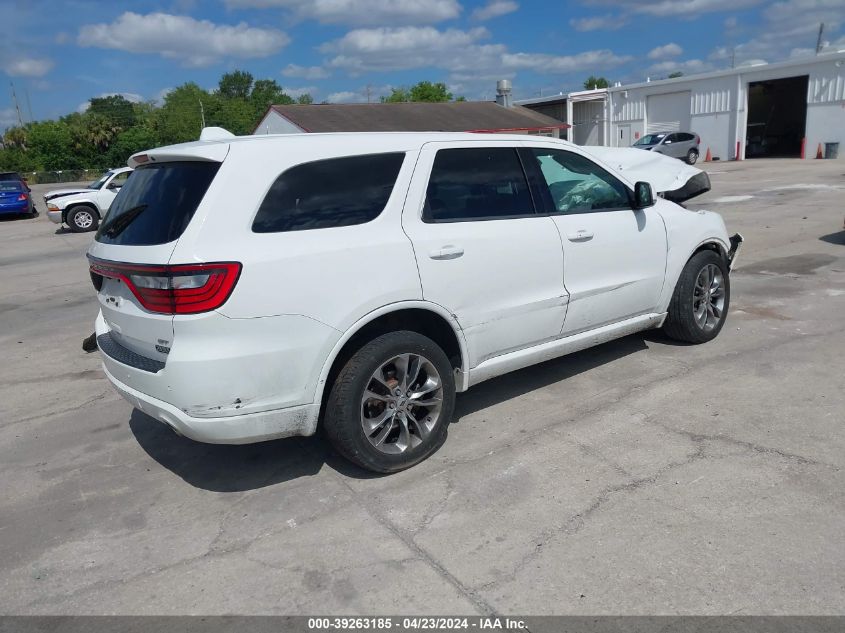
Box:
[678,133,695,142]
[424,147,534,222]
[96,162,220,246]
[252,153,405,233]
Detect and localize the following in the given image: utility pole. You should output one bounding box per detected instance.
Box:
[815,23,825,55]
[366,84,372,104]
[730,47,736,69]
[24,86,33,122]
[9,81,24,127]
[198,98,206,129]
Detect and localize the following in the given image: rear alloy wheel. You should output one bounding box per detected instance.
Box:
[324,331,455,473]
[686,149,699,165]
[68,205,99,233]
[663,250,730,344]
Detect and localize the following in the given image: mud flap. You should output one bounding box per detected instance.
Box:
[728,233,744,270]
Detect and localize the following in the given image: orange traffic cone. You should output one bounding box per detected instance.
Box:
[816,143,824,159]
[704,147,712,162]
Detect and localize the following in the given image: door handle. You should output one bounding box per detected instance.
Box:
[567,230,594,242]
[429,245,464,260]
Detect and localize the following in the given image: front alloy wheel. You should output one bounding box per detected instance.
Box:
[692,263,726,333]
[324,331,455,473]
[663,249,731,343]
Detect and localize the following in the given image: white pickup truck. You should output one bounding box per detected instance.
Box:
[45,167,132,232]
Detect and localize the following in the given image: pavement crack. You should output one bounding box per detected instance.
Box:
[330,473,496,617]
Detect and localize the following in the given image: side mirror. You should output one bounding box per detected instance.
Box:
[633,181,655,210]
[107,182,121,190]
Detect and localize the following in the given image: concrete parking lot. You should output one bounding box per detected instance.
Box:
[1,159,843,615]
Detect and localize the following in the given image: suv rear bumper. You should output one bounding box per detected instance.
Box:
[94,309,338,443]
[103,363,320,444]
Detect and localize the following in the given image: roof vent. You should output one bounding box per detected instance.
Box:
[199,127,235,141]
[496,79,513,108]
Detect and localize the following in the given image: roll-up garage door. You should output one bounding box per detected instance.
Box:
[646,91,691,134]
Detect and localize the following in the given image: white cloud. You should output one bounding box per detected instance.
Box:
[282,64,331,79]
[570,14,627,31]
[224,0,461,25]
[648,43,683,59]
[0,107,20,131]
[153,87,174,106]
[587,0,764,17]
[710,0,845,64]
[501,49,633,74]
[647,58,712,74]
[322,26,496,72]
[78,12,289,67]
[471,1,519,20]
[326,90,367,103]
[4,57,53,77]
[284,86,318,98]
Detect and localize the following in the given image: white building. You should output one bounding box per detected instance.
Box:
[517,50,845,160]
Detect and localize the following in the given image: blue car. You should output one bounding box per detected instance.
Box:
[0,180,35,217]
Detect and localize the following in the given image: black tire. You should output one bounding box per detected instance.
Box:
[686,149,699,165]
[68,205,99,233]
[663,250,730,344]
[323,331,455,473]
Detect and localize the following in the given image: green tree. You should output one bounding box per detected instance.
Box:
[583,75,609,90]
[2,126,28,150]
[381,87,411,103]
[88,95,136,128]
[249,78,294,120]
[26,121,81,170]
[381,81,456,103]
[218,70,254,100]
[153,82,209,145]
[297,93,314,105]
[106,127,159,167]
[668,71,684,78]
[409,81,452,102]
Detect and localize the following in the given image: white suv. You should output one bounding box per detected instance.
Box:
[87,132,741,473]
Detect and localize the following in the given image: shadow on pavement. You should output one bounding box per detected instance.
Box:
[819,230,845,246]
[131,333,651,491]
[453,333,649,421]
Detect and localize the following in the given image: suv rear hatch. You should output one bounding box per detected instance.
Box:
[87,146,229,366]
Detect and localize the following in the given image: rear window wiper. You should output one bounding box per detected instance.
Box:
[100,204,148,238]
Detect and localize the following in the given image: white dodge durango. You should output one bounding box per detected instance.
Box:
[88,130,742,472]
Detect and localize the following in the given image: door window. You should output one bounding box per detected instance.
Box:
[424,147,535,222]
[110,171,131,188]
[526,148,631,215]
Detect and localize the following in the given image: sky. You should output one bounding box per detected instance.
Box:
[2,0,845,130]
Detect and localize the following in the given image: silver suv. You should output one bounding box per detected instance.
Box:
[634,132,700,164]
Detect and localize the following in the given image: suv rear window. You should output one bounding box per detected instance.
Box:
[252,153,405,233]
[95,162,220,246]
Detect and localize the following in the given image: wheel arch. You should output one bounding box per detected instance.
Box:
[63,201,101,223]
[313,301,470,417]
[692,238,729,262]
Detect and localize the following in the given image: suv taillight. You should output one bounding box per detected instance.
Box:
[88,258,241,315]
